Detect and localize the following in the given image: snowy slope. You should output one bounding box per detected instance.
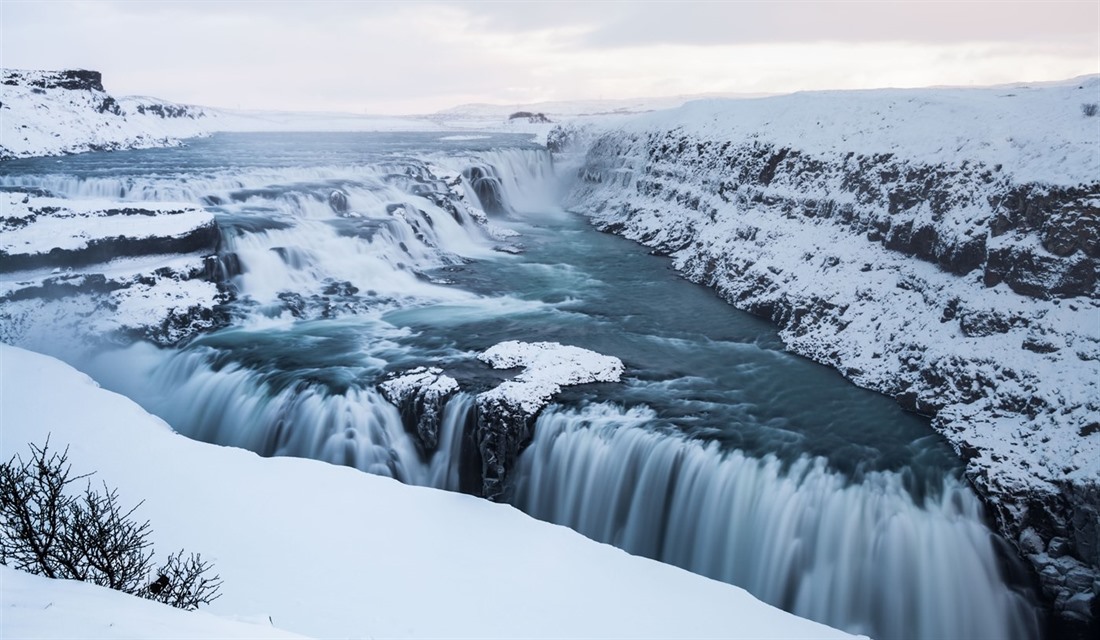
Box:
[2,566,307,640]
[566,75,1100,626]
[0,344,857,640]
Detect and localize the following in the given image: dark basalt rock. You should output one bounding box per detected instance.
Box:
[984,247,1098,299]
[378,368,460,457]
[27,69,105,92]
[328,189,349,214]
[508,111,551,123]
[0,221,220,273]
[474,394,535,501]
[97,96,121,116]
[132,102,203,119]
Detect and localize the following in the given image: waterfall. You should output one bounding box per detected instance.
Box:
[513,403,1042,640]
[7,137,1049,640]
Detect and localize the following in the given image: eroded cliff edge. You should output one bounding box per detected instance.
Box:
[564,78,1100,628]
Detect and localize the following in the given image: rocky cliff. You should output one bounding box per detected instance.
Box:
[565,77,1100,630]
[1,69,210,159]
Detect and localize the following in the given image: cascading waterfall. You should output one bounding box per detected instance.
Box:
[94,343,478,492]
[512,404,1042,640]
[5,136,1047,640]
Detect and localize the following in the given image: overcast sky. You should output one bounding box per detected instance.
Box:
[2,1,1097,114]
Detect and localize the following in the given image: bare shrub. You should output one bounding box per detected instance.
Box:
[0,438,221,610]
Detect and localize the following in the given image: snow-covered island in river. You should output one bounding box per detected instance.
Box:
[1,68,1097,640]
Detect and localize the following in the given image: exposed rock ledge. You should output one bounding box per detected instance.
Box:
[0,189,230,350]
[564,78,1100,630]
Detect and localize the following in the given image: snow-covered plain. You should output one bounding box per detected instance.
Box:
[567,75,1100,623]
[0,344,856,639]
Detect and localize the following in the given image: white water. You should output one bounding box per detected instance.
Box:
[513,404,1041,640]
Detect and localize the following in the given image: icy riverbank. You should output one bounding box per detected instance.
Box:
[566,76,1100,629]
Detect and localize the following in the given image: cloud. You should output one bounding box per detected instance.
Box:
[1,0,1096,113]
[460,1,1099,47]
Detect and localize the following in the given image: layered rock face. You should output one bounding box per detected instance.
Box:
[1,69,210,159]
[565,79,1100,628]
[0,189,230,351]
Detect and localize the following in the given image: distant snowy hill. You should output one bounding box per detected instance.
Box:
[567,75,1100,628]
[0,70,212,159]
[0,69,751,160]
[0,69,448,159]
[435,92,770,119]
[0,344,856,640]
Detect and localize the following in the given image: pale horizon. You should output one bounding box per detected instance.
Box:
[2,1,1098,115]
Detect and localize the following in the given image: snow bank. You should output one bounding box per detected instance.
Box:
[1,566,306,640]
[0,344,855,639]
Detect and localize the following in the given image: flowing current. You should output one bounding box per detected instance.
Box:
[1,132,1043,639]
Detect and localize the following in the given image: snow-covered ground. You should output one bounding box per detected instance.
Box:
[566,75,1100,624]
[1,192,212,259]
[0,344,856,639]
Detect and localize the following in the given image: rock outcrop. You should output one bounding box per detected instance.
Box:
[379,367,460,455]
[565,78,1100,631]
[380,342,625,501]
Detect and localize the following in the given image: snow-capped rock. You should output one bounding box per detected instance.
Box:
[379,342,625,500]
[0,69,212,159]
[379,367,460,454]
[566,76,1100,628]
[475,341,624,500]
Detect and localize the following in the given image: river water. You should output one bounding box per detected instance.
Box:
[1,132,1044,639]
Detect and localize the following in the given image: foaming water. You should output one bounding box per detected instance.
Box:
[514,404,1042,640]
